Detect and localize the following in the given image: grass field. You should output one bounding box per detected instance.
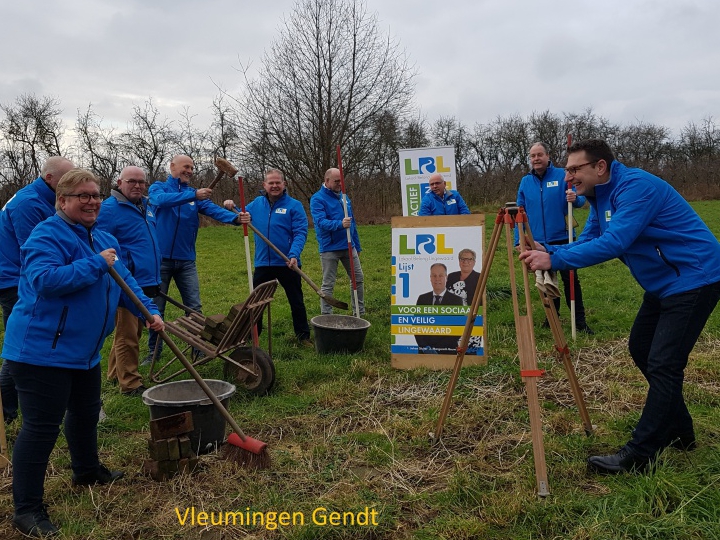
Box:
[2,202,720,539]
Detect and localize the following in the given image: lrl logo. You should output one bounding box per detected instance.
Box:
[404,156,451,175]
[398,234,453,255]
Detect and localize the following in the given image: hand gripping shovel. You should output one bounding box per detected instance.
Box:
[229,208,348,311]
[108,266,270,468]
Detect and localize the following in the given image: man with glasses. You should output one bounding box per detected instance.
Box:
[447,248,480,306]
[520,139,720,474]
[517,142,593,334]
[418,172,471,216]
[0,156,75,424]
[97,166,161,396]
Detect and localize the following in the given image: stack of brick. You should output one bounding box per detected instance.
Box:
[143,411,200,481]
[199,302,245,345]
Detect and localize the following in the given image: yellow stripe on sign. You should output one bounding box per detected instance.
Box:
[391,265,396,275]
[391,325,483,337]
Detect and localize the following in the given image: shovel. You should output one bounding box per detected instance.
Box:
[230,208,349,311]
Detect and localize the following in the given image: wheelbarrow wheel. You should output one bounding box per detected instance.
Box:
[224,348,275,395]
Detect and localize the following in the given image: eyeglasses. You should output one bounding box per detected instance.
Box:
[124,180,147,186]
[65,193,103,203]
[564,160,598,175]
[459,257,475,262]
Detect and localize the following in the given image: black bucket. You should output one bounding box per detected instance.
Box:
[142,379,236,454]
[310,315,371,354]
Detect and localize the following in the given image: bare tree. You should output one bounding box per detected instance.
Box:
[0,93,65,186]
[75,104,122,188]
[122,99,177,181]
[233,0,416,202]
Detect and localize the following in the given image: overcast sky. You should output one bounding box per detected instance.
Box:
[1,0,719,139]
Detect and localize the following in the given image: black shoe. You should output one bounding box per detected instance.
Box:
[668,431,697,451]
[72,463,124,486]
[587,446,652,474]
[122,384,148,397]
[577,323,595,335]
[13,504,59,537]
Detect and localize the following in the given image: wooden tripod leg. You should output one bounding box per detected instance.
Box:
[522,210,593,436]
[540,293,594,435]
[509,214,550,496]
[0,386,8,469]
[432,209,505,441]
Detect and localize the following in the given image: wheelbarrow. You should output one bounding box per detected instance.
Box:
[146,280,278,395]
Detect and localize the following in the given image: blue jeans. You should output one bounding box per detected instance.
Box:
[319,248,365,316]
[0,286,19,422]
[9,361,102,514]
[627,280,720,457]
[147,259,203,357]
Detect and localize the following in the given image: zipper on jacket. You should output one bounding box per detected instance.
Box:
[52,306,69,349]
[169,183,182,260]
[655,246,681,277]
[88,229,112,367]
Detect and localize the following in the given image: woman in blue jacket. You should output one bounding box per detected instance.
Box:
[2,169,163,537]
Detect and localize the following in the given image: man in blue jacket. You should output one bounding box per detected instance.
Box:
[146,155,240,360]
[96,166,161,395]
[521,139,720,474]
[418,173,470,216]
[309,168,364,316]
[517,142,593,334]
[231,169,311,345]
[0,156,74,424]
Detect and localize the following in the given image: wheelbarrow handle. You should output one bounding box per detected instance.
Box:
[107,266,250,442]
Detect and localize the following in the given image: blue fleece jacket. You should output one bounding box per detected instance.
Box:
[0,177,57,289]
[96,190,162,288]
[549,161,720,298]
[245,191,308,267]
[1,213,159,370]
[148,176,238,261]
[309,185,361,253]
[418,189,470,216]
[517,163,586,244]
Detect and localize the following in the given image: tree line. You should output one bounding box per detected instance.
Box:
[1,0,718,221]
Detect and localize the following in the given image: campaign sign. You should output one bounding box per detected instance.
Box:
[398,146,457,216]
[390,214,486,370]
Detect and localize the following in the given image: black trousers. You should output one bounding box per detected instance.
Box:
[253,266,310,340]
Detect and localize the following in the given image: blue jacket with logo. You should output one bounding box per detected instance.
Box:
[96,190,162,288]
[418,189,470,216]
[517,163,586,244]
[1,213,160,370]
[549,161,720,298]
[148,176,238,261]
[245,191,308,267]
[309,185,361,253]
[0,177,57,289]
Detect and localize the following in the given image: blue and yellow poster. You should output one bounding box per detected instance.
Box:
[390,214,486,370]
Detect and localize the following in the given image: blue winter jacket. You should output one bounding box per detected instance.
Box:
[1,213,160,370]
[549,161,720,298]
[309,185,361,253]
[148,176,238,261]
[245,191,308,267]
[96,190,162,288]
[517,163,586,244]
[418,189,470,216]
[0,177,57,289]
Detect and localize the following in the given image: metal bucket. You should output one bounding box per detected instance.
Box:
[310,314,371,354]
[142,379,236,454]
